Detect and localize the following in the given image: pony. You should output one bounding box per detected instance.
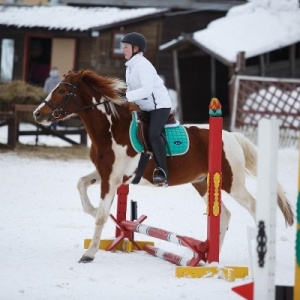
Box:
[33,69,294,263]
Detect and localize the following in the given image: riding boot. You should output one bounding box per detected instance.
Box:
[131,152,150,184]
[151,138,168,187]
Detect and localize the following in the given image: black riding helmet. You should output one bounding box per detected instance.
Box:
[121,32,146,53]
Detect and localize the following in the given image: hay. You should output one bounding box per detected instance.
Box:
[0,80,47,122]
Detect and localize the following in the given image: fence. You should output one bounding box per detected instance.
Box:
[230,75,300,147]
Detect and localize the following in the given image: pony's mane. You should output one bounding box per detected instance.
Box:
[67,69,127,118]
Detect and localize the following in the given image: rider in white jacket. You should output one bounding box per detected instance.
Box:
[125,53,171,111]
[121,32,172,186]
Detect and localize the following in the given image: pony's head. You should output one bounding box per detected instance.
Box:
[33,69,127,126]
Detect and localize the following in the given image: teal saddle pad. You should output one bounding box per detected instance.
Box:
[129,113,189,156]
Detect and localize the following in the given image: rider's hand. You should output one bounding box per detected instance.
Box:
[118,92,127,99]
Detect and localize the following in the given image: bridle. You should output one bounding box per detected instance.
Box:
[42,81,111,119]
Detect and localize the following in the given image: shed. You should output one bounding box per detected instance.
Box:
[160,1,300,124]
[0,5,168,86]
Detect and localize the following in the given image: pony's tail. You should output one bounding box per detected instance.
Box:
[233,132,294,227]
[232,132,257,177]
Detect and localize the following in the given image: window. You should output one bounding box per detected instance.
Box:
[112,32,125,57]
[0,39,14,82]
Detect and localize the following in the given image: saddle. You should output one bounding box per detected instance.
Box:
[129,112,189,156]
[136,111,176,153]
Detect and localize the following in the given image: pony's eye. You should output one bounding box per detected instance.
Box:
[58,89,66,94]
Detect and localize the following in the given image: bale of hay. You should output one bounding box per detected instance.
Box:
[0,80,47,122]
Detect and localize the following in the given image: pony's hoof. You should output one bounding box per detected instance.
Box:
[78,255,94,263]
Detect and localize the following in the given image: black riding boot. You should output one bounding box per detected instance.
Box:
[151,138,168,187]
[131,152,150,184]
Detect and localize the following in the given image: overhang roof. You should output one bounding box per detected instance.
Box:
[160,1,300,65]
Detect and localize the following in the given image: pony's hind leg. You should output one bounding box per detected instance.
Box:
[230,184,256,221]
[191,181,231,249]
[77,170,100,218]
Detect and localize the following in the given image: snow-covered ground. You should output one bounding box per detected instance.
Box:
[0,123,298,300]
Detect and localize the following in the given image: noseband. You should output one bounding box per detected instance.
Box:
[42,81,111,119]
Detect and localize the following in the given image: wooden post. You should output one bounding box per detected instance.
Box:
[206,98,223,263]
[173,49,183,123]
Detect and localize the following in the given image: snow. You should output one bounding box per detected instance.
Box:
[0,123,298,299]
[161,0,300,63]
[0,6,167,31]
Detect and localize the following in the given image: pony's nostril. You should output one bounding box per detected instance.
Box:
[33,110,40,118]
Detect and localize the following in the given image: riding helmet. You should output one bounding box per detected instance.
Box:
[121,32,146,53]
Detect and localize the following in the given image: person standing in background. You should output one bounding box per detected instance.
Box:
[43,67,61,94]
[44,67,61,129]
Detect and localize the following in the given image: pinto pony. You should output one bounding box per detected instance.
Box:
[33,69,294,263]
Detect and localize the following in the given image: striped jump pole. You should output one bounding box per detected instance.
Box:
[121,219,208,266]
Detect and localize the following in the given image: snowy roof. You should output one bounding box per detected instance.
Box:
[160,0,300,64]
[0,5,168,32]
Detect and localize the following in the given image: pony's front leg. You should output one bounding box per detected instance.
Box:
[77,170,100,218]
[78,189,115,263]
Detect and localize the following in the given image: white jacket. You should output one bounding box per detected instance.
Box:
[125,53,172,111]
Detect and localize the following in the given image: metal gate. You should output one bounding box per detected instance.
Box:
[230,75,300,147]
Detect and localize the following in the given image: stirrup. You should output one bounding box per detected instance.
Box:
[153,167,168,187]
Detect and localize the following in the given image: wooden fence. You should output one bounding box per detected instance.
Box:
[0,105,87,149]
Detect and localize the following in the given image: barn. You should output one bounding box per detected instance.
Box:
[159,1,300,125]
[0,5,169,86]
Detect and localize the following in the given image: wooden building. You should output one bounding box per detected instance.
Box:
[0,5,170,87]
[3,1,273,125]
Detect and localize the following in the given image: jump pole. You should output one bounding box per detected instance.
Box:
[175,97,222,278]
[232,118,280,299]
[294,140,300,300]
[176,98,248,279]
[206,97,223,263]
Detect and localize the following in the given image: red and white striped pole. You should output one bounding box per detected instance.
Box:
[121,220,206,251]
[121,219,207,266]
[206,98,223,263]
[143,244,191,266]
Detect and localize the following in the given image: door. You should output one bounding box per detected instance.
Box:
[51,38,76,77]
[27,37,51,87]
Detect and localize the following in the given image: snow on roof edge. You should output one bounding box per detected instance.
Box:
[0,5,168,32]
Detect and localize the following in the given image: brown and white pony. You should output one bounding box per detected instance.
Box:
[33,69,294,263]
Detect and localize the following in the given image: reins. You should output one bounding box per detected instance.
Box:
[43,81,111,119]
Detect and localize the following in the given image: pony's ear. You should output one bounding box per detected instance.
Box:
[67,70,84,83]
[63,70,75,79]
[78,70,85,80]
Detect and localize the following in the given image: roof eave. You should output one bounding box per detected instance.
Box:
[160,34,234,66]
[188,36,234,66]
[159,37,189,52]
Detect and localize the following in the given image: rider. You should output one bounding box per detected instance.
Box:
[121,32,172,186]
